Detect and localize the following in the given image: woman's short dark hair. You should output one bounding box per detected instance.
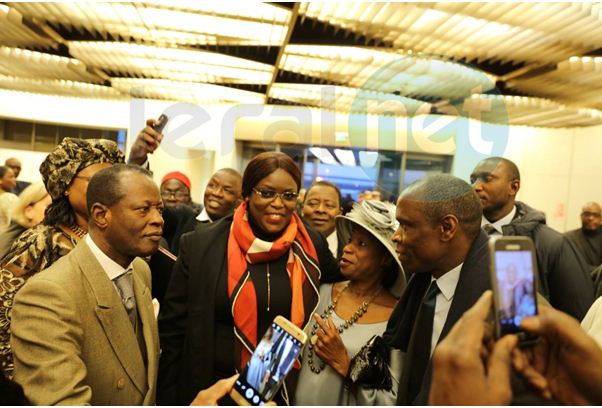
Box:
[242,152,302,198]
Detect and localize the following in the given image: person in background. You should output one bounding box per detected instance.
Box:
[0,116,164,379]
[470,156,594,320]
[157,152,341,405]
[341,193,355,215]
[160,171,202,214]
[4,158,30,196]
[0,182,51,260]
[302,180,344,258]
[149,168,243,303]
[0,166,18,228]
[295,200,406,405]
[565,202,602,272]
[196,168,242,225]
[295,188,306,216]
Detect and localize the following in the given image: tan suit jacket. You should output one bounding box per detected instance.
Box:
[11,240,160,405]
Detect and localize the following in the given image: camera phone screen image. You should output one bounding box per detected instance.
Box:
[234,323,303,405]
[495,250,537,334]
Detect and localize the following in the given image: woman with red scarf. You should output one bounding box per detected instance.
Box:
[157,152,341,405]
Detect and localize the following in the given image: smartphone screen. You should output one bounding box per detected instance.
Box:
[232,320,304,405]
[493,249,538,336]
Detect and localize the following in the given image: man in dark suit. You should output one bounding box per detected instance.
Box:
[565,201,602,271]
[470,157,593,319]
[383,174,489,405]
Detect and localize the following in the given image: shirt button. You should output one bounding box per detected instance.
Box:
[117,378,125,389]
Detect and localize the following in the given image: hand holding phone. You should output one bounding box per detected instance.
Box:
[489,236,538,346]
[230,316,307,405]
[152,114,169,134]
[128,116,167,165]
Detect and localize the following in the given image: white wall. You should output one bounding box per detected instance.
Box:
[1,89,601,232]
[0,89,239,203]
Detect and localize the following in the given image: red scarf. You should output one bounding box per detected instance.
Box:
[227,201,320,368]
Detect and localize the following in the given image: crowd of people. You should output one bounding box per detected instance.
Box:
[1,118,602,406]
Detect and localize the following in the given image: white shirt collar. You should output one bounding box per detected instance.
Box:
[482,205,516,234]
[196,207,212,223]
[433,262,463,302]
[85,234,129,281]
[326,230,338,258]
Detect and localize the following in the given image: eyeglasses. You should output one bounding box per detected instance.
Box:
[252,188,298,202]
[161,191,190,199]
[582,211,601,218]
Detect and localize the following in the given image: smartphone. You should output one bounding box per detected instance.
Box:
[489,236,538,345]
[230,316,307,406]
[152,114,168,133]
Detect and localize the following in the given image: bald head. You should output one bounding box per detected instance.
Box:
[5,157,21,178]
[393,174,483,277]
[203,168,243,220]
[470,156,521,222]
[401,173,483,240]
[475,157,520,182]
[581,201,602,231]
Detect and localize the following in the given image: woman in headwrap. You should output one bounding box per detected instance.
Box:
[0,137,124,378]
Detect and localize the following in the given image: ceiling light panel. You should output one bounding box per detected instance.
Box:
[0,5,57,48]
[111,78,265,105]
[269,83,430,116]
[0,74,123,99]
[69,42,273,84]
[281,45,495,100]
[0,46,102,83]
[438,94,602,128]
[8,2,291,46]
[507,57,602,109]
[299,2,602,65]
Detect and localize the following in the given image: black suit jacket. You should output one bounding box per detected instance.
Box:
[384,230,491,405]
[412,231,491,404]
[156,215,341,405]
[12,180,30,196]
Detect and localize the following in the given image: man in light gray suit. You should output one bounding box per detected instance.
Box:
[11,164,163,405]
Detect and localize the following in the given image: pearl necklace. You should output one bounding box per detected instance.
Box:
[307,284,382,374]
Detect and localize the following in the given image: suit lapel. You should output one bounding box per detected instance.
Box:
[439,231,491,339]
[74,241,147,395]
[132,261,159,400]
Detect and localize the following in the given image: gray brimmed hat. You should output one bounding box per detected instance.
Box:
[336,200,407,298]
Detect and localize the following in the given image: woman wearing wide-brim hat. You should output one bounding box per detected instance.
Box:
[295,200,407,405]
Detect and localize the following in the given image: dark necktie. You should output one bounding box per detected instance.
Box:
[406,280,440,403]
[113,269,137,329]
[483,224,498,235]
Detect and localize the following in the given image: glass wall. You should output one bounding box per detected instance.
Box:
[241,142,452,202]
